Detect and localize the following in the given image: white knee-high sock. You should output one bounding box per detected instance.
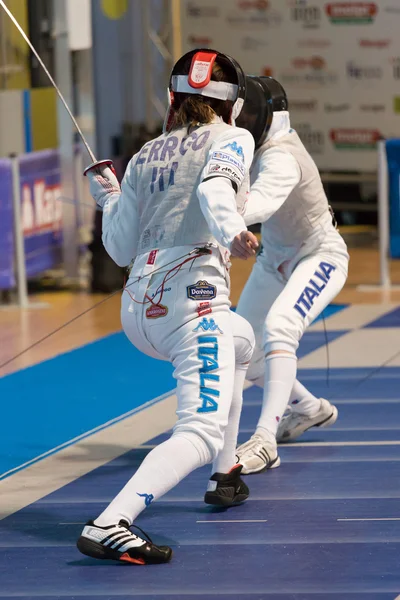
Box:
[95,432,211,527]
[212,367,247,474]
[289,379,321,416]
[256,354,297,444]
[254,374,320,417]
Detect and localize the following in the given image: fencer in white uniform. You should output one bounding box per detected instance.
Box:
[76,50,259,564]
[235,76,349,474]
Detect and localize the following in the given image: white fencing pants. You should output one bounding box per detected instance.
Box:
[96,261,254,527]
[236,245,348,438]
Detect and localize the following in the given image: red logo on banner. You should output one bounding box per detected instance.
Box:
[325,3,378,23]
[359,39,390,48]
[330,129,381,148]
[292,56,326,70]
[262,66,274,76]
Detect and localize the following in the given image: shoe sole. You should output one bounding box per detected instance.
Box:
[76,536,172,565]
[204,493,249,506]
[241,455,281,475]
[278,406,339,443]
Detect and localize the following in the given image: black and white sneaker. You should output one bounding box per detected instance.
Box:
[277,398,338,443]
[77,520,172,565]
[236,435,280,474]
[204,464,249,506]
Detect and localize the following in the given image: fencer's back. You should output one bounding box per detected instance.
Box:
[130,123,247,255]
[257,129,333,253]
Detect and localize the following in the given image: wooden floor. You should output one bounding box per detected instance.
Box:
[1,247,400,378]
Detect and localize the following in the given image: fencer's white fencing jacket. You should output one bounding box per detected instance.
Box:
[101,117,254,272]
[244,112,343,269]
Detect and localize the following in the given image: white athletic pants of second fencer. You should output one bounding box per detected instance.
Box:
[236,241,349,382]
[95,256,254,527]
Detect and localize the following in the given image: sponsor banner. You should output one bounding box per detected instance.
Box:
[0,160,14,289]
[180,0,400,171]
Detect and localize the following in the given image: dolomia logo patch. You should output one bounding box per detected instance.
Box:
[146,304,168,319]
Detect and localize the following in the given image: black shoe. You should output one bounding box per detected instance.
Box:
[204,464,249,507]
[76,520,172,565]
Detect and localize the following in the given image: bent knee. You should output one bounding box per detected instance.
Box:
[173,424,221,463]
[234,317,256,366]
[263,311,299,355]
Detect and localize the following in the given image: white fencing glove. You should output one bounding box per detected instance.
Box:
[83,159,120,208]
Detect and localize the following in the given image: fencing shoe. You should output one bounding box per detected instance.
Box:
[236,434,280,475]
[277,398,338,443]
[204,464,249,506]
[77,520,172,565]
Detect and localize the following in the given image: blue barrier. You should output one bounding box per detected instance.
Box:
[385,139,400,258]
[0,150,63,290]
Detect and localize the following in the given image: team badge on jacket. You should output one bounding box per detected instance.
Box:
[146,303,168,319]
[187,280,217,301]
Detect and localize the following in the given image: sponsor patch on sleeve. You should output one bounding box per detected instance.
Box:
[211,152,245,175]
[207,161,243,186]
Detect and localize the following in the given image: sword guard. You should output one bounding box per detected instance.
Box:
[83,159,114,176]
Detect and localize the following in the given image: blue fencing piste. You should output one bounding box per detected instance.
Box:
[386,139,400,258]
[0,150,63,290]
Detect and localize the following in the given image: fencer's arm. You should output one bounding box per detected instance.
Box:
[244,148,301,226]
[99,160,140,267]
[197,128,254,249]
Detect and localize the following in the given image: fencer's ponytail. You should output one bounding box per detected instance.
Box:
[171,62,234,131]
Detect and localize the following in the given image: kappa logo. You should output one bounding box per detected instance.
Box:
[136,492,154,507]
[294,262,336,317]
[146,303,168,319]
[187,280,217,301]
[193,318,223,334]
[197,336,220,413]
[221,141,245,161]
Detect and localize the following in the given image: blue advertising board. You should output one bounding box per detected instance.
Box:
[386,139,400,258]
[0,151,63,289]
[0,159,14,289]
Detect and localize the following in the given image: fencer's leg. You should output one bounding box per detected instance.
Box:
[205,312,255,505]
[289,379,321,416]
[259,254,347,446]
[253,372,321,417]
[236,260,284,388]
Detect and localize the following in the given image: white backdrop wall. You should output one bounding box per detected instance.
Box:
[180,0,400,172]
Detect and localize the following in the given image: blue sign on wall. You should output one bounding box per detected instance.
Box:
[0,151,63,290]
[386,139,400,258]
